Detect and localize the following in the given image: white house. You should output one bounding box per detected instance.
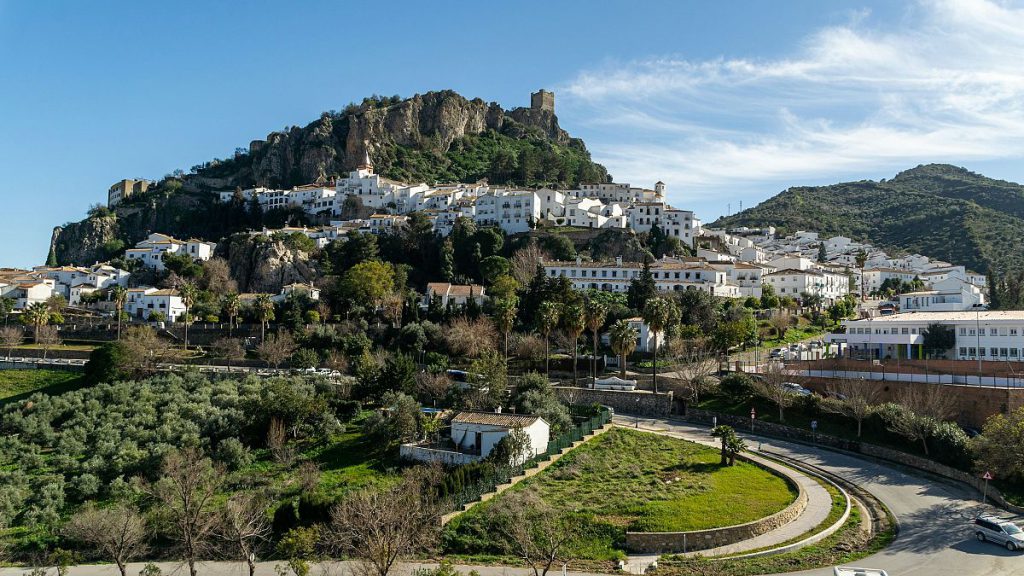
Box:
[423,283,486,308]
[125,234,215,271]
[124,287,186,322]
[616,317,665,353]
[400,411,550,465]
[763,268,849,304]
[272,283,321,304]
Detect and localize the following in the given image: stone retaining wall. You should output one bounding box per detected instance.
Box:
[624,453,808,553]
[553,386,673,417]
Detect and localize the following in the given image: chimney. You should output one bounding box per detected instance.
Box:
[616,256,623,266]
[576,255,582,266]
[495,406,502,414]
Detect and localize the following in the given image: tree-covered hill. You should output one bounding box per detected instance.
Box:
[49,90,610,265]
[714,164,1024,278]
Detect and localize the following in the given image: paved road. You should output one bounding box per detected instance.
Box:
[4,417,1021,576]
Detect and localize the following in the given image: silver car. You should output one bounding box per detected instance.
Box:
[974,514,1024,551]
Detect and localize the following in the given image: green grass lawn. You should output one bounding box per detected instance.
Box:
[444,427,796,560]
[0,369,86,403]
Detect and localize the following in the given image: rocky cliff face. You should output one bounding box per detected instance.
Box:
[221,235,319,293]
[49,215,119,266]
[193,90,576,190]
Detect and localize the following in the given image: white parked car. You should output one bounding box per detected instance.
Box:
[782,382,812,396]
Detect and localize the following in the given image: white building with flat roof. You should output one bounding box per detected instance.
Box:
[542,256,740,297]
[828,311,1024,361]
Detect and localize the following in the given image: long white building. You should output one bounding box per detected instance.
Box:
[542,256,739,297]
[828,311,1024,361]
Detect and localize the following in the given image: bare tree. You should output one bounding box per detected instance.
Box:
[217,492,271,576]
[212,337,245,372]
[881,384,959,455]
[36,324,61,359]
[415,372,452,406]
[669,338,719,405]
[151,448,225,576]
[327,472,440,576]
[769,311,792,339]
[121,325,172,375]
[323,350,349,374]
[267,417,295,466]
[488,491,575,576]
[444,316,497,358]
[297,461,321,493]
[63,503,149,576]
[257,331,296,368]
[201,258,238,296]
[751,362,800,422]
[510,242,550,285]
[0,326,23,360]
[822,378,884,437]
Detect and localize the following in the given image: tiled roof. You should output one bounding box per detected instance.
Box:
[452,411,542,427]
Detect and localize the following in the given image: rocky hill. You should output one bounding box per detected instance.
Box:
[713,164,1024,277]
[49,90,610,266]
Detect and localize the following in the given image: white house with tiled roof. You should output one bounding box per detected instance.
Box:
[763,268,849,304]
[423,283,486,309]
[125,234,215,271]
[400,410,550,465]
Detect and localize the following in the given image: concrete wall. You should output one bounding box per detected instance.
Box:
[800,377,1022,428]
[553,386,673,417]
[624,454,808,553]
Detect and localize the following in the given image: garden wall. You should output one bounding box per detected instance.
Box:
[624,453,808,553]
[553,386,673,417]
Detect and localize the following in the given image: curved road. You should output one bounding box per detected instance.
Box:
[632,417,1022,576]
[2,417,1019,576]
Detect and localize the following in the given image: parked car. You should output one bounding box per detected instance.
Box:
[783,382,812,396]
[769,348,783,359]
[974,514,1024,551]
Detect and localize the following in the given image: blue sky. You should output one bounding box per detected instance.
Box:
[3,0,1024,267]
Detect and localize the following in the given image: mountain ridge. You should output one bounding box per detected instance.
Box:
[713,163,1024,279]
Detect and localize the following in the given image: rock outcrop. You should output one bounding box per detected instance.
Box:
[49,215,119,266]
[221,234,319,294]
[200,90,581,190]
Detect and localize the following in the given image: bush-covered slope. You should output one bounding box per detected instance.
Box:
[714,164,1024,276]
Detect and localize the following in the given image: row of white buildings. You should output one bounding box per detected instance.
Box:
[218,155,702,246]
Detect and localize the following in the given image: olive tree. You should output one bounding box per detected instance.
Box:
[63,503,149,576]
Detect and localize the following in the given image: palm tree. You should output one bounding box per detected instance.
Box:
[24,302,51,344]
[493,298,518,365]
[222,293,240,337]
[561,303,586,387]
[584,299,608,384]
[606,317,638,377]
[643,297,672,394]
[179,282,199,351]
[255,294,274,343]
[110,285,128,340]
[538,301,560,378]
[609,320,638,379]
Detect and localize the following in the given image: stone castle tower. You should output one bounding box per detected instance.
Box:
[531,89,555,113]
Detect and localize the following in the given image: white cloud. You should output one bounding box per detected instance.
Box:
[559,0,1024,218]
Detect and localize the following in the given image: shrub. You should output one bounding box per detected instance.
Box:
[215,437,252,470]
[84,342,129,384]
[291,348,321,370]
[719,372,753,400]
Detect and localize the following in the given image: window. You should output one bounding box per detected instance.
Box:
[969,329,976,336]
[969,347,977,356]
[1001,348,1008,357]
[960,328,968,336]
[1011,329,1019,336]
[991,347,999,357]
[959,347,967,357]
[990,328,998,336]
[979,348,987,357]
[902,328,909,334]
[1012,349,1019,358]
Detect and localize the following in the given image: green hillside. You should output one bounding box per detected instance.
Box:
[714,164,1024,278]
